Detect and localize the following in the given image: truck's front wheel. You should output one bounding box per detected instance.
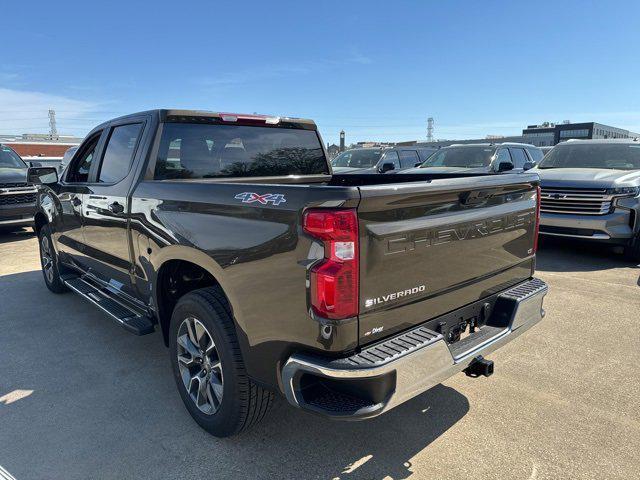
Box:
[169,287,274,437]
[38,224,68,294]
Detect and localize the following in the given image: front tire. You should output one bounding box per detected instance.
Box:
[38,224,68,294]
[169,287,273,437]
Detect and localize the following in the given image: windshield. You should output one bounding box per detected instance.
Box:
[331,149,383,168]
[538,143,640,170]
[0,145,26,168]
[421,147,494,168]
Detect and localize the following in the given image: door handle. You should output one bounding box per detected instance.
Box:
[108,202,125,214]
[71,197,82,207]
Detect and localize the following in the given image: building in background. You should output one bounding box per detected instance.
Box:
[339,130,345,152]
[0,133,83,157]
[522,122,640,146]
[326,143,340,158]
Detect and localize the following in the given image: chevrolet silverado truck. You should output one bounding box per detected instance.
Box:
[29,109,547,437]
[0,143,38,232]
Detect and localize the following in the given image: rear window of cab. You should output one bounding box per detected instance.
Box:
[154,123,329,179]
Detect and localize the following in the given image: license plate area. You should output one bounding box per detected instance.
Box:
[421,292,501,346]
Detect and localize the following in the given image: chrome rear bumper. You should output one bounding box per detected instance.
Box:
[281,278,548,419]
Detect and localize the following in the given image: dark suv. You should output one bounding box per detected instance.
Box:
[402,143,543,175]
[0,143,37,231]
[331,146,437,174]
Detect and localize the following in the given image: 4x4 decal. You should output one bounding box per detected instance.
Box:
[234,192,287,206]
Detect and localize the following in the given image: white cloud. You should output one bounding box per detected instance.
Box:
[0,87,107,136]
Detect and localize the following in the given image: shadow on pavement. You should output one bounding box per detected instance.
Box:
[0,270,469,480]
[536,236,639,272]
[0,227,35,245]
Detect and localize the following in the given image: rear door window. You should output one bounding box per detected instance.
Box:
[399,150,420,168]
[154,123,328,179]
[98,123,143,183]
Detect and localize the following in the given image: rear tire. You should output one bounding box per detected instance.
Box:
[169,286,273,437]
[623,235,640,262]
[38,224,68,294]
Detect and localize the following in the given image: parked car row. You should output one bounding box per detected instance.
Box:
[331,142,544,175]
[330,139,640,261]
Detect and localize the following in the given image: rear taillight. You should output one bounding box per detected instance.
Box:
[533,185,541,253]
[303,209,359,319]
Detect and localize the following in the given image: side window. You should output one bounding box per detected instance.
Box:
[66,134,100,183]
[399,150,420,168]
[381,151,400,169]
[97,123,143,183]
[495,149,512,168]
[509,148,528,169]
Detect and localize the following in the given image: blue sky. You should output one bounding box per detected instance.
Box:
[1,0,639,144]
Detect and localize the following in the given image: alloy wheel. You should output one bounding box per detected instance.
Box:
[176,317,224,415]
[40,235,54,284]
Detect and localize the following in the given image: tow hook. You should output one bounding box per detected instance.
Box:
[464,356,494,378]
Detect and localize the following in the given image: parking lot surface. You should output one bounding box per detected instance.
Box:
[1,229,639,480]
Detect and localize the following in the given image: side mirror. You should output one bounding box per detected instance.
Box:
[28,167,58,185]
[497,161,514,172]
[414,162,423,167]
[523,161,535,171]
[379,162,395,173]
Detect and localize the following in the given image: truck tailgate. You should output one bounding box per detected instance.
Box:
[357,173,539,345]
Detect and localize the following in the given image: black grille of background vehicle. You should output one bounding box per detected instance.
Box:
[0,193,37,205]
[540,187,612,215]
[0,182,29,188]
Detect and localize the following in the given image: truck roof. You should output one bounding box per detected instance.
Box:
[103,109,317,129]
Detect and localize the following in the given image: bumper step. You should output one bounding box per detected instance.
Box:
[282,277,548,419]
[64,276,154,335]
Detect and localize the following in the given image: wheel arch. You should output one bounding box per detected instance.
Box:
[151,246,242,349]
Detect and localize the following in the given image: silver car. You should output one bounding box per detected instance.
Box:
[534,139,640,261]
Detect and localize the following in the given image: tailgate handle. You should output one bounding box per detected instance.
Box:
[460,190,492,205]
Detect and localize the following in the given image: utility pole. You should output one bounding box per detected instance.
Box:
[48,109,58,139]
[427,117,434,143]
